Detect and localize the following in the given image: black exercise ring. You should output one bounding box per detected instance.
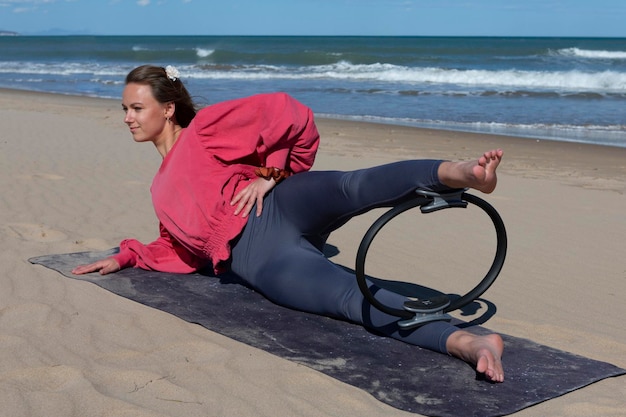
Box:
[355,191,507,319]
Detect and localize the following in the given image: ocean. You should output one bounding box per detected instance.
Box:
[1,35,625,148]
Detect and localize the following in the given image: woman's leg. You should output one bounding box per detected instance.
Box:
[270,148,503,237]
[272,159,446,236]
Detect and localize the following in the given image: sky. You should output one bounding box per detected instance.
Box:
[0,0,625,37]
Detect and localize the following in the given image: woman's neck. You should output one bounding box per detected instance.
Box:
[156,124,183,158]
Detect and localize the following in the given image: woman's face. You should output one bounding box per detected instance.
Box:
[122,82,169,143]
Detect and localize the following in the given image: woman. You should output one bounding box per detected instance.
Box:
[73,65,505,382]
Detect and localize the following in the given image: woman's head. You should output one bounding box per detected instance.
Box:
[124,65,196,127]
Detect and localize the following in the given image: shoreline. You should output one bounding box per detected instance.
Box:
[1,87,625,416]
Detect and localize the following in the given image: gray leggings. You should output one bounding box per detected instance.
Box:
[230,160,458,353]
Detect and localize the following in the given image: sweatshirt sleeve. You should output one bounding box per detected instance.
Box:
[192,92,320,173]
[111,223,206,274]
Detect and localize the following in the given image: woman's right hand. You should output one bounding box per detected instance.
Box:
[231,177,277,218]
[71,258,121,275]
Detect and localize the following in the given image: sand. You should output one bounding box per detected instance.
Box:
[1,88,625,416]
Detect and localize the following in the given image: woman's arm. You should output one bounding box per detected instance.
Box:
[194,92,320,172]
[195,93,320,218]
[72,223,204,275]
[258,92,320,173]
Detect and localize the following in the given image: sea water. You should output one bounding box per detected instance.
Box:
[1,35,625,147]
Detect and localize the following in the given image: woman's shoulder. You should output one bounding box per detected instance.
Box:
[199,92,294,112]
[192,92,299,126]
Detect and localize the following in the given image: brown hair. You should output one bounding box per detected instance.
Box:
[125,65,197,127]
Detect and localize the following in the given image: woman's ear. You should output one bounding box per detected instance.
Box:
[164,101,176,119]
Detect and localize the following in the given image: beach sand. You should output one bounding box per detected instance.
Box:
[1,88,625,416]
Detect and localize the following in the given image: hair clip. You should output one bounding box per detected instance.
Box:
[165,65,180,81]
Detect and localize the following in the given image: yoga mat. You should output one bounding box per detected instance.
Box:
[30,249,625,417]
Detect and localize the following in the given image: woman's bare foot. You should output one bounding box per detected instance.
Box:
[446,330,505,382]
[438,149,503,194]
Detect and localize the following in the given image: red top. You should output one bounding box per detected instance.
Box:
[112,93,320,274]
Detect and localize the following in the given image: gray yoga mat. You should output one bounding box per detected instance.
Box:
[30,249,625,417]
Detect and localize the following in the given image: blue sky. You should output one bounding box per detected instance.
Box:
[1,0,625,37]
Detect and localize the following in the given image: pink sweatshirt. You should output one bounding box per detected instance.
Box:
[112,93,320,274]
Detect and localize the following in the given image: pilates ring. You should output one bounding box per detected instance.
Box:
[355,189,507,327]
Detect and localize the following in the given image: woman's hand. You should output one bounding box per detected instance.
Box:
[231,177,276,218]
[71,258,121,275]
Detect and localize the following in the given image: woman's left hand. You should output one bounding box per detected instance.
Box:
[231,177,276,217]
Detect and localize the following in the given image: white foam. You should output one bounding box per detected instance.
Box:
[558,47,626,59]
[195,48,214,58]
[183,62,626,93]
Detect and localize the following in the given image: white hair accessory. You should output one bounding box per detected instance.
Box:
[165,65,180,81]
